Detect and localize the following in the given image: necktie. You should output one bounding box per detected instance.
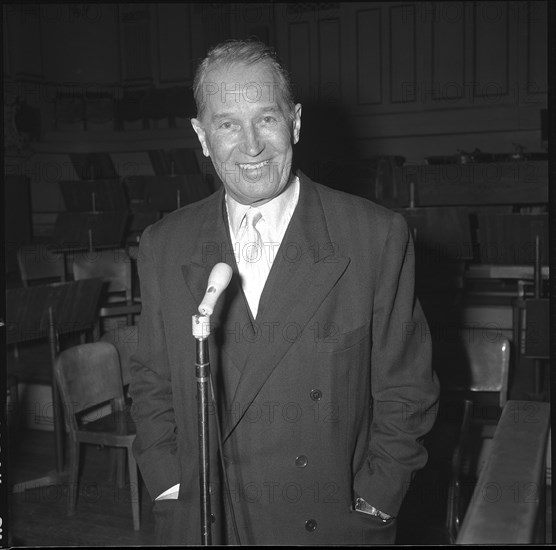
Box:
[238,208,269,317]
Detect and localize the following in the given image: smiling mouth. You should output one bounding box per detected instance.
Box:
[238,160,270,170]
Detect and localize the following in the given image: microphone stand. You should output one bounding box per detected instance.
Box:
[192,262,234,545]
[193,314,212,545]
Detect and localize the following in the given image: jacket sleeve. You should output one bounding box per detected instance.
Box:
[129,225,181,500]
[354,213,439,517]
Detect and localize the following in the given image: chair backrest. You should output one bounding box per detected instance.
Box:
[100,325,138,387]
[17,244,66,287]
[54,341,125,432]
[72,248,133,301]
[434,334,510,408]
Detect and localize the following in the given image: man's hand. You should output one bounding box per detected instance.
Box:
[353,497,394,523]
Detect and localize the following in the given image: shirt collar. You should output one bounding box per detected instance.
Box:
[225,175,300,239]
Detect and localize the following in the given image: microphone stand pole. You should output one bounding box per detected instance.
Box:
[193,314,212,545]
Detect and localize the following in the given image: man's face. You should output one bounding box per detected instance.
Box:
[191,61,302,206]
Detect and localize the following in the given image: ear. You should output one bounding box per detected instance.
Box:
[191,118,210,157]
[292,104,302,145]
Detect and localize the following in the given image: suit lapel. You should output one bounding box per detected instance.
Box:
[181,190,256,409]
[222,175,351,441]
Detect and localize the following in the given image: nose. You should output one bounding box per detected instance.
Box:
[240,123,264,156]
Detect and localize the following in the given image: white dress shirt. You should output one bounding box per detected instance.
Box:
[226,175,300,317]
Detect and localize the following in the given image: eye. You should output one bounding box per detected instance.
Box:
[219,121,233,130]
[262,115,277,124]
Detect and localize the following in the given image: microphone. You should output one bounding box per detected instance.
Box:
[198,262,233,316]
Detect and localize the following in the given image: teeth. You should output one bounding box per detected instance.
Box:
[239,160,269,170]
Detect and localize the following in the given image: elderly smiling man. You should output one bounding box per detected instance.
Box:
[129,38,439,546]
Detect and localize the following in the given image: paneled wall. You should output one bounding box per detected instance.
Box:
[272,2,547,182]
[3,2,548,230]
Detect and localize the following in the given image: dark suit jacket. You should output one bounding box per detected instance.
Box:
[129,171,439,545]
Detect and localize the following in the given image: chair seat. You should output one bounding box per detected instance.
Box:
[80,407,135,436]
[76,428,135,449]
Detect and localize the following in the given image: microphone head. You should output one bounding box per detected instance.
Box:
[198,262,233,316]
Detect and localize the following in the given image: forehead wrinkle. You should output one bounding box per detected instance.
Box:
[208,104,284,123]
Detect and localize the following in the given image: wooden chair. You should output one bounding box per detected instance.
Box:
[72,248,142,331]
[17,244,67,286]
[100,325,138,389]
[53,341,140,530]
[100,325,138,485]
[433,335,511,543]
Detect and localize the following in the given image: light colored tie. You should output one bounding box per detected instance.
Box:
[238,208,268,317]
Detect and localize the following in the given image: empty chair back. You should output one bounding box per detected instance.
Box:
[463,338,510,406]
[434,334,510,408]
[54,342,125,432]
[17,244,66,286]
[53,340,140,530]
[72,248,133,300]
[100,325,138,387]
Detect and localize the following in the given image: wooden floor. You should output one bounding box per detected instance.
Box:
[8,428,156,547]
[8,426,552,546]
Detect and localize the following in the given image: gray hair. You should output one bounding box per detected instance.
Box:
[192,38,296,120]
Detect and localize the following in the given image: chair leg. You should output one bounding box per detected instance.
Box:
[116,448,126,488]
[127,445,141,530]
[68,440,80,516]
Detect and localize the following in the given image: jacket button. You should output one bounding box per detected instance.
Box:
[295,455,308,468]
[310,389,322,401]
[305,519,317,532]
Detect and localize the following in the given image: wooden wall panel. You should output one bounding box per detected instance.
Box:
[189,3,233,63]
[526,1,548,94]
[119,5,153,84]
[356,8,382,105]
[288,22,312,101]
[473,1,509,98]
[156,4,193,84]
[389,4,417,103]
[5,4,43,79]
[431,1,466,101]
[232,3,274,43]
[40,5,119,84]
[318,18,341,103]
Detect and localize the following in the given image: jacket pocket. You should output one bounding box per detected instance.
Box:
[316,320,371,353]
